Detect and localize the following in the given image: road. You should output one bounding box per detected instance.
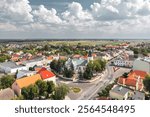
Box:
[57,61,131,100]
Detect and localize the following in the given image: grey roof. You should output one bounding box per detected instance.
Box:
[22,57,43,64]
[110,85,131,96]
[0,61,24,69]
[132,91,145,100]
[0,88,15,100]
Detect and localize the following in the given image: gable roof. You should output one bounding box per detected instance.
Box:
[15,74,42,88]
[38,68,55,80]
[110,85,131,96]
[0,88,15,100]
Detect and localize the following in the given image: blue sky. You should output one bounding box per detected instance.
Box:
[1,0,150,39]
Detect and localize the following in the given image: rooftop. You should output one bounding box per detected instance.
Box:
[132,91,145,100]
[15,74,42,88]
[0,88,15,100]
[0,61,25,69]
[110,85,131,96]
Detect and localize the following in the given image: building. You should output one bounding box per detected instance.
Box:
[131,91,145,100]
[0,88,15,100]
[109,85,131,100]
[38,68,56,84]
[12,74,42,95]
[133,57,150,73]
[0,61,27,74]
[118,70,148,91]
[65,58,88,73]
[113,59,133,67]
[16,70,36,79]
[22,57,46,70]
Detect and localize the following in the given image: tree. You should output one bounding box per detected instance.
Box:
[50,60,57,71]
[143,75,150,92]
[21,87,29,99]
[63,67,74,78]
[123,72,128,78]
[28,84,39,100]
[83,62,93,80]
[36,80,48,99]
[0,75,15,89]
[21,84,39,100]
[51,84,70,100]
[46,81,55,98]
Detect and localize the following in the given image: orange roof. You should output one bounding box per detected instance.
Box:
[47,56,53,60]
[92,53,97,57]
[132,70,147,79]
[118,78,136,87]
[16,74,42,88]
[38,68,55,80]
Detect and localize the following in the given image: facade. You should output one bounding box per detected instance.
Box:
[109,85,131,100]
[12,74,42,95]
[0,61,27,73]
[133,57,150,73]
[113,59,133,67]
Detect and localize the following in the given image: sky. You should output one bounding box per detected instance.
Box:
[1,0,150,39]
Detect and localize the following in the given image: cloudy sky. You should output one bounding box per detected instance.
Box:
[1,0,150,39]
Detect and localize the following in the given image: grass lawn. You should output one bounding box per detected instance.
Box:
[71,87,81,93]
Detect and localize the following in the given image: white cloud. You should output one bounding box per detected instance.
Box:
[62,2,93,22]
[0,0,33,23]
[33,5,62,24]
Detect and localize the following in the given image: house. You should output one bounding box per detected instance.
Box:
[131,91,145,100]
[0,61,27,74]
[109,85,131,100]
[113,59,133,67]
[37,68,56,84]
[118,70,148,91]
[12,74,42,95]
[16,70,36,79]
[0,88,15,100]
[133,57,150,73]
[22,57,46,70]
[11,54,20,61]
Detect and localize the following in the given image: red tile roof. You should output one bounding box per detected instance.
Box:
[118,70,147,91]
[132,70,147,79]
[38,68,55,80]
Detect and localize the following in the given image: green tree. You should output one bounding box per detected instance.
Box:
[28,84,39,100]
[63,67,74,78]
[36,80,48,99]
[46,81,55,98]
[51,84,69,100]
[143,75,150,92]
[83,62,93,80]
[0,75,15,89]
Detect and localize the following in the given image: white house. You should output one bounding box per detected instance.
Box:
[113,59,133,67]
[0,61,27,74]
